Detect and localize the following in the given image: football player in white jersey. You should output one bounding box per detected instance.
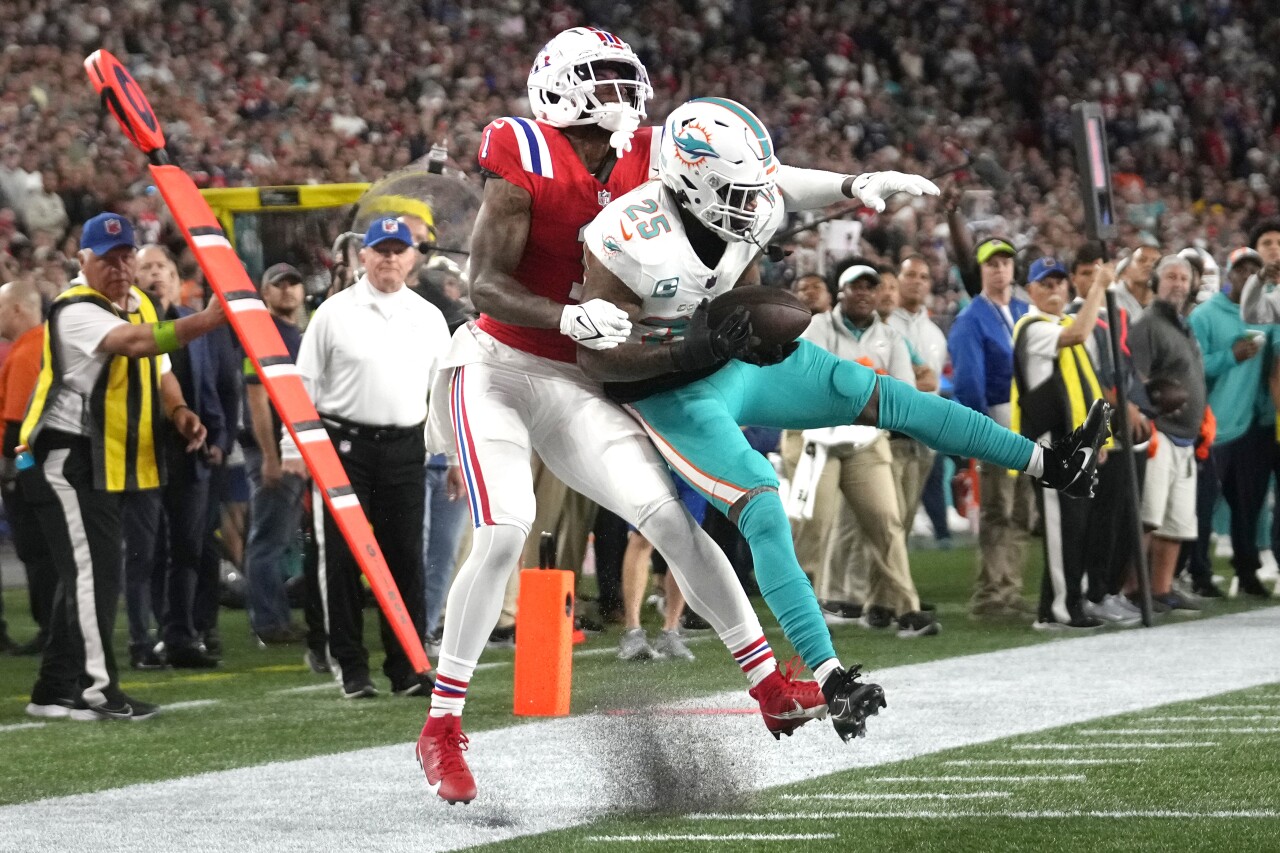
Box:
[577,97,1111,739]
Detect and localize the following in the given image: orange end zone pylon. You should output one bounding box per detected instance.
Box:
[84,49,430,676]
[513,533,574,716]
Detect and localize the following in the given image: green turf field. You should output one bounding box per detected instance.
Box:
[2,543,1276,853]
[481,682,1280,852]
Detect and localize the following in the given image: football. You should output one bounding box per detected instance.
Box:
[707,285,813,348]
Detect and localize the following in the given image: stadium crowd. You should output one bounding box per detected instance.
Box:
[2,0,1280,709]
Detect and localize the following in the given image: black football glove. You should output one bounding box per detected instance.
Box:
[740,341,799,367]
[673,300,753,372]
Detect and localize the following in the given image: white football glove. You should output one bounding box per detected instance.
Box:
[851,171,940,213]
[561,299,632,350]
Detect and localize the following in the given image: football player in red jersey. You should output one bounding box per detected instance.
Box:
[417,26,939,805]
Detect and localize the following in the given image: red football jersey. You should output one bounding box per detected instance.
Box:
[475,117,658,362]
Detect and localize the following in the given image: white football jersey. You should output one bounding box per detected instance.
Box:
[583,179,785,345]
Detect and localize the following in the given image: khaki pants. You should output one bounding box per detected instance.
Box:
[782,431,920,614]
[890,437,935,534]
[971,461,1036,612]
[499,456,599,627]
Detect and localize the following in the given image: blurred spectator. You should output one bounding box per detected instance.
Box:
[948,237,1035,619]
[239,263,308,647]
[1189,247,1271,599]
[1128,255,1208,615]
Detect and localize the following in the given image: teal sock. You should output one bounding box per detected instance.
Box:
[735,490,837,670]
[873,374,1035,471]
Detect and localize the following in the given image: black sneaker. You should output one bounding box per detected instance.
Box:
[305,648,331,674]
[26,682,77,719]
[1037,399,1111,498]
[164,642,220,669]
[392,672,436,697]
[821,600,863,624]
[680,610,713,632]
[820,664,887,742]
[1191,580,1224,599]
[1237,574,1272,599]
[574,613,604,634]
[342,676,378,700]
[1154,591,1202,616]
[202,630,223,656]
[486,625,516,649]
[121,693,161,721]
[1032,615,1105,632]
[858,605,895,630]
[896,610,940,638]
[130,644,167,670]
[70,697,134,721]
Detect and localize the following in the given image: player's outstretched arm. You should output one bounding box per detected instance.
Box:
[469,178,562,328]
[775,165,939,213]
[576,251,750,380]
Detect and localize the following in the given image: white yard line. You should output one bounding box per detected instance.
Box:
[1079,728,1280,735]
[872,775,1085,783]
[1196,705,1277,711]
[689,810,1280,820]
[587,834,838,842]
[0,722,46,733]
[780,792,1010,801]
[164,700,220,712]
[1145,714,1280,721]
[1,607,1277,853]
[1008,737,1218,742]
[943,758,1142,766]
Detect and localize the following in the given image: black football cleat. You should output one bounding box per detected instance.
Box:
[821,664,887,742]
[1038,399,1111,498]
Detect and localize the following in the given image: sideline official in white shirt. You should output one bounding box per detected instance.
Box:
[282,216,450,699]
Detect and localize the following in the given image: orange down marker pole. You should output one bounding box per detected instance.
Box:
[513,533,574,716]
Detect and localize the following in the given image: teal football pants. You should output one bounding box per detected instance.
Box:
[629,340,1036,668]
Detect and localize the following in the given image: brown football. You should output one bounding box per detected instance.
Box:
[707,285,813,349]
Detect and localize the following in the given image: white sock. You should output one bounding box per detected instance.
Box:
[428,653,478,719]
[814,658,842,688]
[1024,445,1045,478]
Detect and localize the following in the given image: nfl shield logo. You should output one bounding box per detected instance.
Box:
[382,219,399,233]
[105,218,122,235]
[598,190,611,207]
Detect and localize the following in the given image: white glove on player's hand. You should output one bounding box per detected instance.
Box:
[561,299,632,350]
[852,171,940,213]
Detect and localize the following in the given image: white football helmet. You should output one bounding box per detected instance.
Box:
[527,27,652,135]
[658,97,778,242]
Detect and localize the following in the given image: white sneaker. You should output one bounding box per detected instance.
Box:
[1214,536,1234,559]
[651,629,695,661]
[1107,594,1142,617]
[617,628,663,661]
[911,508,932,537]
[1259,550,1279,582]
[947,507,970,533]
[1085,596,1140,626]
[647,593,667,618]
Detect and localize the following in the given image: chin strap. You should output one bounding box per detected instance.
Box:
[597,105,641,157]
[608,128,635,156]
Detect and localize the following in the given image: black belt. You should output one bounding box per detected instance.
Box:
[318,412,423,442]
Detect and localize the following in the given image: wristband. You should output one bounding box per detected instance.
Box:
[152,320,180,353]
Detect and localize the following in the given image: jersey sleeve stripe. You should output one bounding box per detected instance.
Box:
[512,118,555,179]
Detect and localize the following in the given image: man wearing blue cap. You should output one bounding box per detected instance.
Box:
[1012,256,1112,630]
[19,212,226,721]
[280,216,450,699]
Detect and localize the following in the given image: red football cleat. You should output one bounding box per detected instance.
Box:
[749,658,829,739]
[416,715,477,804]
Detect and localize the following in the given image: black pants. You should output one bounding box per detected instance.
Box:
[196,462,229,637]
[24,432,125,706]
[1177,451,1218,586]
[2,471,57,641]
[591,509,627,614]
[157,458,211,648]
[1084,450,1146,601]
[121,489,163,655]
[1036,481,1092,623]
[322,422,426,689]
[1214,426,1272,580]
